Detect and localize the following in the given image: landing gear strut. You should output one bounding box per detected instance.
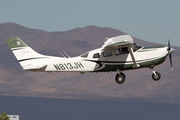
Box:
[115,69,126,84]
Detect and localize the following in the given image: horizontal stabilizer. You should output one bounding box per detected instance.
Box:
[23,64,47,71]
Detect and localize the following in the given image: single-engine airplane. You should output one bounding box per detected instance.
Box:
[5,35,175,84]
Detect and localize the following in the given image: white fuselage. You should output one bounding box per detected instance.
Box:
[5,35,176,84]
[24,46,168,72]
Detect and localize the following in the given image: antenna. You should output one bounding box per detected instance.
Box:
[59,52,66,58]
[63,51,71,58]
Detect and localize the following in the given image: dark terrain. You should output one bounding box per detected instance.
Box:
[0,95,180,120]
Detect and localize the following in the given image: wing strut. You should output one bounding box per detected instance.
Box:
[127,45,140,68]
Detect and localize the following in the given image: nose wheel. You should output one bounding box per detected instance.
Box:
[150,66,161,81]
[152,71,161,81]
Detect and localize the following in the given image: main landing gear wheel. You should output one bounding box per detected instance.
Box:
[152,72,161,81]
[115,73,125,84]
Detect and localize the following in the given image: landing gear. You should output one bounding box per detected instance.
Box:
[152,71,161,81]
[150,66,161,81]
[115,70,126,84]
[115,73,125,84]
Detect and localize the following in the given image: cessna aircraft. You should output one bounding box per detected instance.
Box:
[5,35,175,84]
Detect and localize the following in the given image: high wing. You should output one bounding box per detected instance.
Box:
[102,35,140,68]
[102,35,133,50]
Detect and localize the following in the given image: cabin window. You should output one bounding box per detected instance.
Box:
[81,52,89,58]
[115,47,129,55]
[115,48,121,55]
[93,53,100,58]
[103,50,112,57]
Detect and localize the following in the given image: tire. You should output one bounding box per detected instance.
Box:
[120,72,126,79]
[115,73,125,84]
[152,72,161,81]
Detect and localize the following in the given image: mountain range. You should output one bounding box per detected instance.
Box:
[0,22,180,103]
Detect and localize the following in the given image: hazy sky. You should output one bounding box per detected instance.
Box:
[1,0,180,46]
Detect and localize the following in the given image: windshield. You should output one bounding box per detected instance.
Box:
[133,43,143,52]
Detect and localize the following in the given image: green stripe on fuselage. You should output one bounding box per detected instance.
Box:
[142,46,165,49]
[95,56,166,72]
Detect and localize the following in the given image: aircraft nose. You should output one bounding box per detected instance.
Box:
[169,48,176,54]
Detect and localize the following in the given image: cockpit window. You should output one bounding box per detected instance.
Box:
[121,47,129,54]
[81,52,89,58]
[133,43,142,52]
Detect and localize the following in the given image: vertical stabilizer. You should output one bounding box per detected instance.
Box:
[5,37,28,48]
[5,37,47,70]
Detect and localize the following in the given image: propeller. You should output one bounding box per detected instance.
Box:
[167,39,173,71]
